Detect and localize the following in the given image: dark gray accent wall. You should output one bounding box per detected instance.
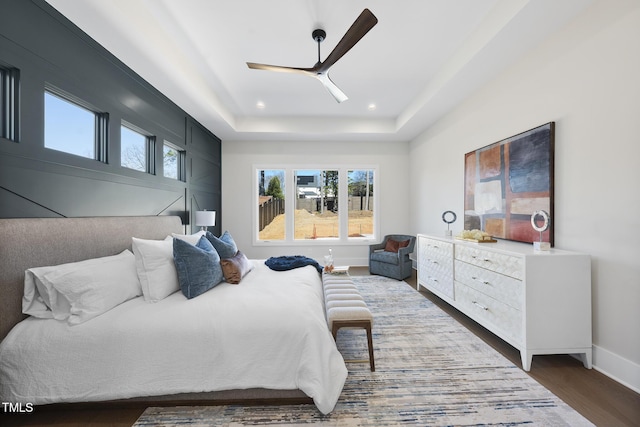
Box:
[0,0,221,235]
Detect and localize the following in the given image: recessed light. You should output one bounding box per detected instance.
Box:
[367,103,376,111]
[256,101,266,109]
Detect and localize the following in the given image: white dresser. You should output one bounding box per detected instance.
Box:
[417,234,592,371]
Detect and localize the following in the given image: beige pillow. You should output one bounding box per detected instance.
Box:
[220,251,253,284]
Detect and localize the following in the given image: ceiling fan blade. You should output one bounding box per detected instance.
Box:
[316,73,348,103]
[246,62,314,76]
[318,9,378,73]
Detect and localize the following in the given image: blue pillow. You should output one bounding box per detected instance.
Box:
[205,230,238,259]
[173,236,223,299]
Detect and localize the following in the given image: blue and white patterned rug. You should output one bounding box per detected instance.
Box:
[134,276,593,426]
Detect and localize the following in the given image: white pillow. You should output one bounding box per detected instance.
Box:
[23,250,141,324]
[171,230,206,245]
[40,250,141,325]
[132,236,179,302]
[24,266,71,319]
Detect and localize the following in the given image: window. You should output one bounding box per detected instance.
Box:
[1,65,19,141]
[163,142,185,180]
[45,91,106,159]
[121,123,154,173]
[295,169,339,240]
[255,166,377,244]
[257,169,286,241]
[348,169,375,239]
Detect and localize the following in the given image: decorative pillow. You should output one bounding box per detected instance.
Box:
[39,250,141,325]
[173,236,224,299]
[220,251,253,284]
[171,230,206,245]
[23,250,141,324]
[384,238,410,253]
[205,230,237,259]
[132,236,180,302]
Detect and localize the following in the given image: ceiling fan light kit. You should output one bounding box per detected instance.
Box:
[247,9,378,103]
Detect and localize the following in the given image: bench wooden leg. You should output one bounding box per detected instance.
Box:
[332,321,375,372]
[365,323,375,372]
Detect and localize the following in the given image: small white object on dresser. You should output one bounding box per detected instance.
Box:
[417,234,592,371]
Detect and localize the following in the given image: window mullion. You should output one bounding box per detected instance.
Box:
[339,168,349,241]
[95,112,108,162]
[285,169,293,241]
[1,66,20,142]
[147,136,156,175]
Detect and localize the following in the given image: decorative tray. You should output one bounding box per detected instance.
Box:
[454,237,497,243]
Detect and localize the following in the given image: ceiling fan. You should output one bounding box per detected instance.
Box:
[246,8,378,103]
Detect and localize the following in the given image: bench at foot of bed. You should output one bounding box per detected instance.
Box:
[322,273,375,372]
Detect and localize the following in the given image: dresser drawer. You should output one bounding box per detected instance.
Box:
[421,237,453,260]
[454,260,522,309]
[418,237,454,298]
[455,245,523,280]
[455,281,522,344]
[422,272,454,299]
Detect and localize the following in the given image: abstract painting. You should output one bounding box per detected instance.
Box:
[464,122,554,246]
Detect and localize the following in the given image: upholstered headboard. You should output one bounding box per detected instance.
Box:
[0,216,184,341]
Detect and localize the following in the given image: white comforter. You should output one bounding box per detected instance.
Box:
[0,262,347,414]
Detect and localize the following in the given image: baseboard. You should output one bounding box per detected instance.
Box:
[592,344,640,394]
[342,258,369,268]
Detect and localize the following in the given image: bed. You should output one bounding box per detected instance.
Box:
[0,216,347,414]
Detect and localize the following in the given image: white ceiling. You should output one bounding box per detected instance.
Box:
[45,0,592,142]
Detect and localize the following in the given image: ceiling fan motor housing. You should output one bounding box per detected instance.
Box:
[312,29,326,42]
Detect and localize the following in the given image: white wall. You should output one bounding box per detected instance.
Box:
[221,140,410,267]
[409,0,640,391]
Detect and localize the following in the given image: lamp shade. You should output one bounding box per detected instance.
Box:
[195,210,216,227]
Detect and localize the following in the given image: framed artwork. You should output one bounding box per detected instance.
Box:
[464,122,555,246]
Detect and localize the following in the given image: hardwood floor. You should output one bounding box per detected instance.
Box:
[2,268,638,427]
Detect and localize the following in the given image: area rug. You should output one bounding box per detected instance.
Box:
[134,276,593,426]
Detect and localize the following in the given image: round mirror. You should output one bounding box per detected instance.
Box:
[442,210,457,224]
[530,210,550,232]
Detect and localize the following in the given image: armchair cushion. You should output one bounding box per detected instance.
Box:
[370,250,400,265]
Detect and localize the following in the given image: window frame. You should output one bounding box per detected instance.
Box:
[162,140,185,181]
[253,165,379,246]
[120,121,155,174]
[44,87,108,161]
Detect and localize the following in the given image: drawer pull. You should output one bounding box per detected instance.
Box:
[471,276,491,285]
[472,301,489,311]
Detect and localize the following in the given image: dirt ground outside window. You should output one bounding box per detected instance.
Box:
[259,209,373,240]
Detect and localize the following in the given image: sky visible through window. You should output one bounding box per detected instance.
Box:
[44,92,95,158]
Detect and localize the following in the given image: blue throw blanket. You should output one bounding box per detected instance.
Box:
[265,256,323,273]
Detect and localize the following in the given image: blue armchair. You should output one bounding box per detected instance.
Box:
[369,234,416,280]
